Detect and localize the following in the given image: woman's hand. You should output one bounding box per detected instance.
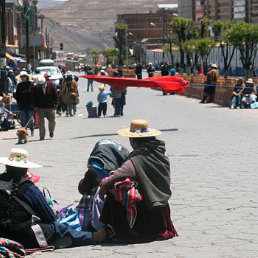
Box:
[99,179,107,201]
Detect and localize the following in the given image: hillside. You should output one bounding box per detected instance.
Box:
[41,0,177,53]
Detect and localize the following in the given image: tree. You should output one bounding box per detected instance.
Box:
[225,21,258,78]
[200,18,210,38]
[164,30,176,65]
[170,18,198,74]
[212,20,235,78]
[103,48,118,66]
[89,50,101,65]
[182,40,196,75]
[195,38,216,75]
[113,23,128,68]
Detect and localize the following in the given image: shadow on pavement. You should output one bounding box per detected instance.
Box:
[71,128,178,139]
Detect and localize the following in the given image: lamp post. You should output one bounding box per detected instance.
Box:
[32,0,38,70]
[0,0,6,93]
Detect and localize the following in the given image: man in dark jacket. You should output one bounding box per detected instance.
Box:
[14,71,35,136]
[32,77,59,140]
[135,63,143,79]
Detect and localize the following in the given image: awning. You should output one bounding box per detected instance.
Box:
[151,49,163,53]
[6,53,15,60]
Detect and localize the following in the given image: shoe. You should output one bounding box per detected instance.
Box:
[50,132,54,138]
[31,131,34,137]
[70,114,73,117]
[230,105,234,109]
[53,236,72,249]
[199,100,205,104]
[236,106,240,109]
[40,137,44,141]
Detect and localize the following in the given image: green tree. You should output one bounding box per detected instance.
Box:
[89,50,101,65]
[164,30,176,65]
[200,18,210,38]
[170,18,198,74]
[182,40,197,75]
[225,21,258,78]
[195,38,216,75]
[113,23,128,68]
[103,48,118,66]
[212,20,235,78]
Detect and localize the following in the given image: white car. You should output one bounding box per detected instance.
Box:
[35,66,63,91]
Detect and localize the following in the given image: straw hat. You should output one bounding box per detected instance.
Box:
[117,119,162,138]
[0,148,42,168]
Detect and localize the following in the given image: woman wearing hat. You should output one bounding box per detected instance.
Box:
[14,71,35,136]
[0,148,112,249]
[60,72,78,116]
[99,120,178,243]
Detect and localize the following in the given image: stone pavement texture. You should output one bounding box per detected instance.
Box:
[0,73,257,257]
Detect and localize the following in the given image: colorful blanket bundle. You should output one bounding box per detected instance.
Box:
[0,238,25,258]
[111,178,142,228]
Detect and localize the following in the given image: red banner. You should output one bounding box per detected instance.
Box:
[7,11,14,45]
[80,75,189,94]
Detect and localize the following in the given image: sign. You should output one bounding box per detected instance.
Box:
[7,11,14,45]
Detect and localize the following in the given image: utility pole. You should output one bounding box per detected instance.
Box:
[162,8,165,63]
[23,0,30,70]
[0,0,6,94]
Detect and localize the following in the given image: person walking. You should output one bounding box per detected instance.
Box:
[200,64,219,104]
[147,63,155,77]
[87,66,94,92]
[60,72,78,117]
[32,77,59,140]
[14,71,35,136]
[135,63,143,79]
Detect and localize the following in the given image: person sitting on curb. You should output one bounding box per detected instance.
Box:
[0,148,111,250]
[230,77,245,109]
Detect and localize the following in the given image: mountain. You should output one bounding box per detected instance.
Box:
[41,0,178,53]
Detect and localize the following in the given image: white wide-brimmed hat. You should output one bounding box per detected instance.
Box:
[211,64,218,69]
[117,119,162,138]
[0,148,42,168]
[246,78,254,84]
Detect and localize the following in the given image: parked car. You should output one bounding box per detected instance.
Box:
[34,66,63,91]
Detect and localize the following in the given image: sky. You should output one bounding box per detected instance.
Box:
[37,0,68,9]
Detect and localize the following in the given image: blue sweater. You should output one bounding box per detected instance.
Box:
[97,91,111,103]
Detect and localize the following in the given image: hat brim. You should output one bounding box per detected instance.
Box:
[0,157,42,168]
[117,128,162,138]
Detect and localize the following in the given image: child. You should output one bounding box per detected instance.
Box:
[97,85,111,117]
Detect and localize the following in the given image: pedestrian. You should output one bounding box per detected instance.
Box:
[135,63,143,79]
[99,119,178,243]
[94,65,100,75]
[196,64,204,76]
[13,71,35,136]
[111,71,124,117]
[0,148,113,250]
[200,64,219,104]
[8,69,17,93]
[161,64,169,76]
[60,71,78,117]
[32,77,58,140]
[87,66,94,92]
[120,89,127,116]
[97,85,111,117]
[169,65,176,76]
[147,63,155,77]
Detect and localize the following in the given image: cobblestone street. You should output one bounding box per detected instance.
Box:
[0,73,257,257]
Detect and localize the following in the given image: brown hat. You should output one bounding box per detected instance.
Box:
[117,120,162,138]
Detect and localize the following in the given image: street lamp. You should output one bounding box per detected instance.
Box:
[32,0,38,70]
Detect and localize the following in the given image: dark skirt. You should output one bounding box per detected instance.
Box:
[100,193,178,243]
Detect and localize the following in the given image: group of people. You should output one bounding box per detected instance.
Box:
[0,119,178,251]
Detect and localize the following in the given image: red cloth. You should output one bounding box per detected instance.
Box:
[100,193,178,243]
[80,75,188,94]
[111,179,142,229]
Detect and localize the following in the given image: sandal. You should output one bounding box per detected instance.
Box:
[104,224,116,240]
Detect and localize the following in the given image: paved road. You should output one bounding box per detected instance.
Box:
[0,73,257,257]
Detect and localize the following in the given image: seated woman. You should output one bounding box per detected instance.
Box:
[99,120,178,243]
[0,148,109,249]
[78,139,129,231]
